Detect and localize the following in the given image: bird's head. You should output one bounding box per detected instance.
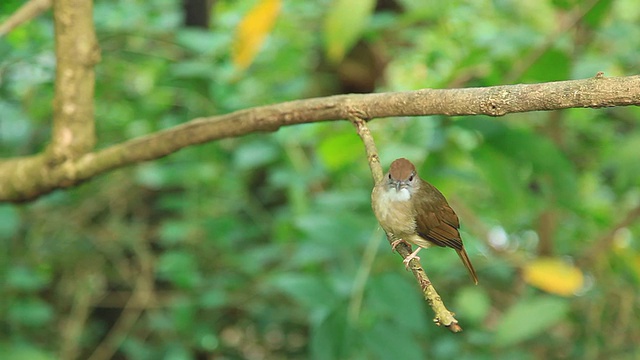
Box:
[384,158,419,196]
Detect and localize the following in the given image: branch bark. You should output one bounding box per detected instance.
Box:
[49,0,100,161]
[1,75,640,202]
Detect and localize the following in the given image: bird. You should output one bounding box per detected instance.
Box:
[371,157,478,284]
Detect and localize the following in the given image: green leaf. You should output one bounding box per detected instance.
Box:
[157,251,202,289]
[135,163,167,188]
[310,305,351,360]
[162,342,193,360]
[175,29,228,55]
[318,131,363,171]
[233,139,279,170]
[473,145,526,213]
[365,272,425,333]
[171,298,197,333]
[454,286,491,324]
[583,0,614,28]
[170,60,217,80]
[295,210,368,250]
[120,338,154,360]
[198,288,228,309]
[269,273,337,312]
[0,344,55,360]
[7,298,54,327]
[0,205,19,238]
[459,119,578,208]
[324,0,375,63]
[495,296,569,346]
[6,266,51,292]
[604,132,640,190]
[490,128,577,207]
[522,48,570,82]
[363,319,425,359]
[0,101,31,146]
[158,220,190,246]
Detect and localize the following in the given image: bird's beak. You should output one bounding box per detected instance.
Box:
[394,182,401,192]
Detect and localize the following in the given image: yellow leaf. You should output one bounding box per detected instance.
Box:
[523,258,584,296]
[232,0,282,69]
[324,0,375,63]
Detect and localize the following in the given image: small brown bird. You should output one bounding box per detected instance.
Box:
[371,158,478,284]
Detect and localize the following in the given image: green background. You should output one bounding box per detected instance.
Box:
[1,0,639,359]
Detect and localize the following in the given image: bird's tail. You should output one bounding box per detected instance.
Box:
[456,248,479,285]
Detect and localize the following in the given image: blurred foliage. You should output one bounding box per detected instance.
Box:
[1,0,640,359]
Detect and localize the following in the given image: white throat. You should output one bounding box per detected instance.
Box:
[383,187,412,202]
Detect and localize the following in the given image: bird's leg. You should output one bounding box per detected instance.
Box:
[402,247,422,269]
[390,238,411,252]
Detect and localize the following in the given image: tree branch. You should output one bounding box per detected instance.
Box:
[0,0,52,37]
[1,74,640,202]
[87,237,154,360]
[49,0,100,162]
[350,115,463,332]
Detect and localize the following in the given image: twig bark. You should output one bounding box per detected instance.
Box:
[87,238,154,360]
[350,115,463,332]
[0,0,52,37]
[59,272,104,360]
[2,75,640,202]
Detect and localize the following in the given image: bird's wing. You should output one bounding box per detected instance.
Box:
[415,194,464,251]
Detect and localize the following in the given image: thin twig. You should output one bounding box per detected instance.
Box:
[0,0,51,37]
[87,238,154,360]
[350,114,462,332]
[579,205,640,266]
[504,0,601,83]
[58,272,104,360]
[348,228,384,325]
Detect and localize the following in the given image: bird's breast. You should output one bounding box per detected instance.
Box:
[372,186,416,236]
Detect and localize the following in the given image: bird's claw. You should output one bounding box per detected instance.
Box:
[402,255,421,269]
[390,238,409,252]
[402,247,423,270]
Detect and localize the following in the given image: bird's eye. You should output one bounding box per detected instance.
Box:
[408,174,414,181]
[388,173,392,180]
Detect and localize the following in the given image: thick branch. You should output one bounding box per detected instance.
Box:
[49,0,100,161]
[1,74,639,202]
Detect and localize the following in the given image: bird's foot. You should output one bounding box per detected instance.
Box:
[390,238,410,252]
[402,247,422,270]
